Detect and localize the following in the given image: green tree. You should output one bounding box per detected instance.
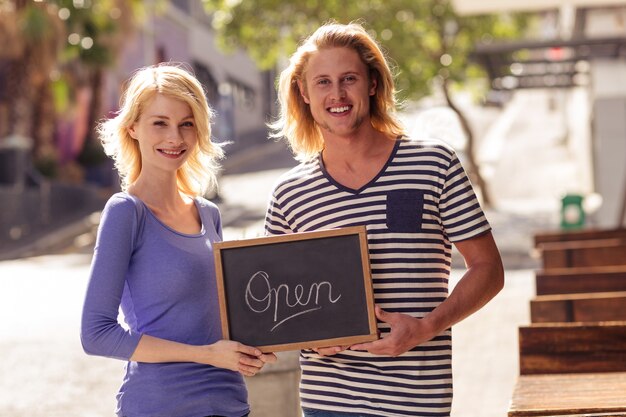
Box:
[57,0,142,171]
[0,0,65,174]
[203,0,530,207]
[0,0,142,178]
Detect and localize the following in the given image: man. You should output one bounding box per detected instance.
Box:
[265,22,504,417]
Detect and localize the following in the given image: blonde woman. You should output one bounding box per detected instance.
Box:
[81,64,275,417]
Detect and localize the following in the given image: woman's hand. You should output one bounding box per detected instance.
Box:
[201,340,277,377]
[128,335,277,376]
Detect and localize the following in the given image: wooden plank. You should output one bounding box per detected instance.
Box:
[534,227,626,246]
[508,372,626,416]
[539,238,626,269]
[530,291,626,323]
[535,266,626,295]
[518,322,626,375]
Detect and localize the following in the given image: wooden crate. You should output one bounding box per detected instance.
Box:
[518,322,626,375]
[530,291,626,323]
[538,238,626,269]
[535,266,626,295]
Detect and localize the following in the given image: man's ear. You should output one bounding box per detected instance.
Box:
[369,77,378,96]
[297,79,310,104]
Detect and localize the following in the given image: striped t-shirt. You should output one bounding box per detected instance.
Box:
[264,138,491,417]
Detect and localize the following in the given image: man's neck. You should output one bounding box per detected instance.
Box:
[321,128,392,164]
[320,129,396,190]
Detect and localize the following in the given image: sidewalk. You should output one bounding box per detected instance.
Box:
[450,88,589,417]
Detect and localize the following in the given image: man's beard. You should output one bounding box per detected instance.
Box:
[318,114,364,135]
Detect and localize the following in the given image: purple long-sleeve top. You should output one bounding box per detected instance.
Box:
[80,193,248,417]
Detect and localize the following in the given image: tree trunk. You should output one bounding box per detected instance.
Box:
[6,50,35,139]
[441,77,493,208]
[87,68,103,142]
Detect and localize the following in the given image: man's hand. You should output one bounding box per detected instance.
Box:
[350,306,436,356]
[312,345,350,356]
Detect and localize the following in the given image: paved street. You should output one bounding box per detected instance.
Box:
[0,89,587,416]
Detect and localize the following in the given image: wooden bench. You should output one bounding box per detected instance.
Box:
[530,291,626,323]
[508,372,626,416]
[509,322,626,416]
[510,230,626,416]
[535,265,626,295]
[518,322,626,375]
[538,238,626,269]
[534,227,626,246]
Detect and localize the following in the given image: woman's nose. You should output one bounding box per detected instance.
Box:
[168,128,184,144]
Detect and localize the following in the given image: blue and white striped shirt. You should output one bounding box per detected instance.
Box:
[264,138,491,417]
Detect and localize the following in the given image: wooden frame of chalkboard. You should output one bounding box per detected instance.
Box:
[213,225,378,353]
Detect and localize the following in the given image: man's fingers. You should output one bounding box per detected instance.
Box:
[349,342,371,351]
[375,305,394,323]
[313,345,347,356]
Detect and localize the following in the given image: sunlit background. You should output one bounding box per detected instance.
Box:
[1,1,626,416]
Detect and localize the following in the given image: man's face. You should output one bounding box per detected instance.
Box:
[299,47,377,139]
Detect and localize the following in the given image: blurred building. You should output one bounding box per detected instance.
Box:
[455,0,626,228]
[106,0,276,160]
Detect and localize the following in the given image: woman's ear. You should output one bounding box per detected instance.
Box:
[128,125,138,140]
[297,79,310,104]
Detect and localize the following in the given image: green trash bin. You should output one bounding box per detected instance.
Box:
[560,193,585,230]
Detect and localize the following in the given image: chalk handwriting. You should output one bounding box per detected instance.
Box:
[245,271,342,331]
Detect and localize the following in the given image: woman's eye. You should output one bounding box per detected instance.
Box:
[153,121,167,126]
[181,121,195,128]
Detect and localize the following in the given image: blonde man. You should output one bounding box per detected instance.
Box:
[266,23,504,417]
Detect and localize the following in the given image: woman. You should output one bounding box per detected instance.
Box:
[81,64,275,417]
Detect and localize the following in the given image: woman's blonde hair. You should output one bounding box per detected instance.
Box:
[270,22,405,161]
[98,63,223,196]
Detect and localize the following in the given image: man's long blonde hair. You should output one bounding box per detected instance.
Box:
[270,22,405,161]
[98,63,223,196]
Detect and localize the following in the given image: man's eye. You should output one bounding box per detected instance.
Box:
[317,79,330,85]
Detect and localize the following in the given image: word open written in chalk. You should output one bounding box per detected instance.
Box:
[245,271,342,331]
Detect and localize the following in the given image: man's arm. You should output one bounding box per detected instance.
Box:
[351,231,504,356]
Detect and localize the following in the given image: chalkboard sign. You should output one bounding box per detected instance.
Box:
[213,226,377,352]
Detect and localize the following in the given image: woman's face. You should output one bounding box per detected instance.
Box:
[128,93,197,176]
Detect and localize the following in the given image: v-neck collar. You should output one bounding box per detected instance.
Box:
[317,139,401,194]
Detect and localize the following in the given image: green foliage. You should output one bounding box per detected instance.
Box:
[202,0,530,101]
[53,0,140,68]
[51,78,70,114]
[20,5,54,41]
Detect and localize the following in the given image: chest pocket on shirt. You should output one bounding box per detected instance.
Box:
[386,190,425,232]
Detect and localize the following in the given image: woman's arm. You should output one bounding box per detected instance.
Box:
[81,196,277,374]
[80,196,142,360]
[130,335,276,376]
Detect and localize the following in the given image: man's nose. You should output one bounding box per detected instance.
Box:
[331,83,346,100]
